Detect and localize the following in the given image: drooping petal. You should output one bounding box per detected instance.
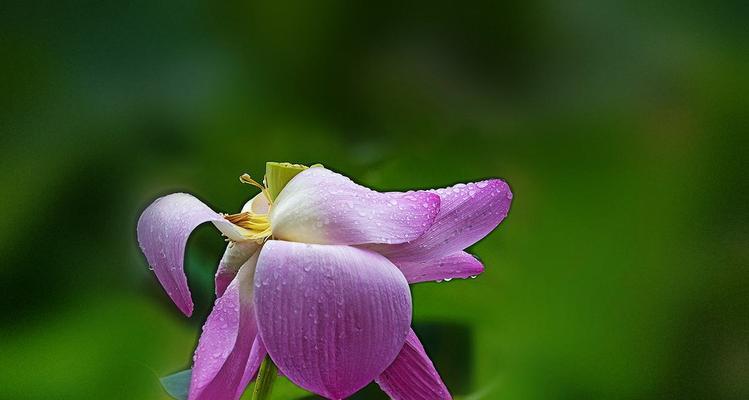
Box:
[395,251,484,284]
[376,328,451,400]
[136,193,252,315]
[373,179,512,263]
[215,241,260,297]
[189,255,259,400]
[270,167,440,245]
[254,241,412,399]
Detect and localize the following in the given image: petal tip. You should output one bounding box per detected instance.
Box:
[178,300,194,317]
[487,178,513,202]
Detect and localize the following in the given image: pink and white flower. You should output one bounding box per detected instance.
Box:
[137,164,512,400]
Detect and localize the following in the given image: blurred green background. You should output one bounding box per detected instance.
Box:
[1,1,747,399]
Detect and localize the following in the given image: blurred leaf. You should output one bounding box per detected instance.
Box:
[0,295,195,399]
[160,369,191,400]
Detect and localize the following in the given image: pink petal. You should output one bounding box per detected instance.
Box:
[373,179,512,263]
[189,255,259,400]
[395,251,484,284]
[270,167,440,245]
[136,193,249,316]
[215,241,259,297]
[376,328,452,400]
[254,240,412,399]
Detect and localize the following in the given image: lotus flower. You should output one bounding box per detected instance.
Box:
[137,163,512,400]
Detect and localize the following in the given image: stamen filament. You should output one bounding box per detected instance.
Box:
[240,173,273,205]
[222,171,281,242]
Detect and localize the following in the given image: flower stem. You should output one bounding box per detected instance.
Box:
[251,355,277,400]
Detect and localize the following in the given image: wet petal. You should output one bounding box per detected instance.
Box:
[376,328,451,400]
[136,193,250,315]
[215,241,260,297]
[189,255,259,400]
[254,241,412,399]
[395,251,484,284]
[270,167,440,245]
[374,179,512,263]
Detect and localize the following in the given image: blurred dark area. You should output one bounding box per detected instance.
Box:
[1,0,747,399]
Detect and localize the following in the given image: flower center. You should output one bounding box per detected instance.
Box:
[224,211,271,235]
[224,174,273,241]
[222,162,314,242]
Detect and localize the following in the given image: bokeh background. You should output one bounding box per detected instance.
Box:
[1,1,747,399]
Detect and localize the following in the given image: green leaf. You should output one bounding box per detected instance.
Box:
[160,369,191,400]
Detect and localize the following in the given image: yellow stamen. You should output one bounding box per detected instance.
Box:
[225,212,270,229]
[223,171,281,242]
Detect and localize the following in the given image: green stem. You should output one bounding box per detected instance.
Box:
[251,355,277,400]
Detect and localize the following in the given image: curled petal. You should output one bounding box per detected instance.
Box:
[376,328,451,400]
[395,251,484,284]
[137,193,249,316]
[215,241,260,297]
[270,167,440,245]
[189,255,259,400]
[254,241,412,399]
[373,179,512,263]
